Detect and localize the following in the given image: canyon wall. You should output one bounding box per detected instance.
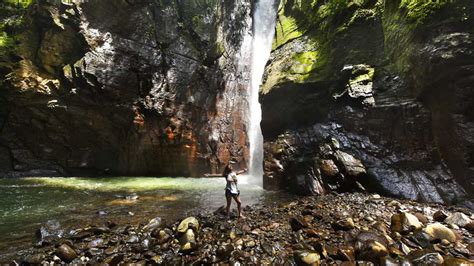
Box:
[262,0,474,207]
[0,0,252,177]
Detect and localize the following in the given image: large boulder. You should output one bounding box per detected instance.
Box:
[391,213,423,234]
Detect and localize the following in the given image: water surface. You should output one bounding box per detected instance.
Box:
[0,177,291,261]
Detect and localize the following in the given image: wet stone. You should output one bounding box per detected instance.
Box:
[407,250,444,264]
[55,244,77,263]
[332,218,355,231]
[390,212,422,234]
[293,250,321,265]
[290,216,310,231]
[178,217,200,233]
[423,223,457,243]
[433,210,448,222]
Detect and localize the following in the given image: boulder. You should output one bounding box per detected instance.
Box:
[216,244,234,260]
[432,210,448,222]
[334,151,366,176]
[319,159,339,176]
[293,250,321,265]
[464,222,474,232]
[407,250,443,265]
[390,212,422,234]
[423,223,457,243]
[355,240,388,262]
[142,217,162,232]
[177,217,199,233]
[289,216,310,231]
[445,212,472,227]
[414,213,429,224]
[55,244,77,263]
[332,218,355,231]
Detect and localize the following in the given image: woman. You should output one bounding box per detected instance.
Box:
[206,164,247,219]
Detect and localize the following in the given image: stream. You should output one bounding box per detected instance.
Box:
[0,177,292,261]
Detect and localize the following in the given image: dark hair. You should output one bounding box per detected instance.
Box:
[222,164,233,177]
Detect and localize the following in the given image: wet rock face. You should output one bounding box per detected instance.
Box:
[0,0,252,177]
[261,0,474,206]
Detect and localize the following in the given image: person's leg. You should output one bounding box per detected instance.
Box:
[225,194,232,218]
[233,195,244,218]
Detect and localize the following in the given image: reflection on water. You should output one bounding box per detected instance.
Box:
[0,177,291,261]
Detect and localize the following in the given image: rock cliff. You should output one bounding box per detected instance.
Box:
[0,0,253,177]
[262,0,474,207]
[1,0,473,207]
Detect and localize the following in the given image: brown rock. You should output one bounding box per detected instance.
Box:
[433,210,448,222]
[332,218,355,231]
[464,222,474,232]
[290,216,310,231]
[55,244,77,263]
[334,151,366,176]
[319,159,339,176]
[356,240,388,262]
[390,212,422,234]
[414,212,429,224]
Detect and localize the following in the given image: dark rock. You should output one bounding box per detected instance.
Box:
[217,244,234,260]
[55,244,77,263]
[319,159,339,177]
[355,240,388,262]
[464,222,474,232]
[332,218,355,231]
[390,213,422,234]
[290,216,310,231]
[24,253,45,264]
[334,151,366,176]
[104,254,124,265]
[433,210,448,222]
[406,250,444,264]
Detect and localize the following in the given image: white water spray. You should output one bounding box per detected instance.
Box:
[248,0,278,182]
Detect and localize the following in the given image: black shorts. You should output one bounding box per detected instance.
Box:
[225,189,240,198]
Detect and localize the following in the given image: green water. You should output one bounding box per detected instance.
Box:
[0,177,290,261]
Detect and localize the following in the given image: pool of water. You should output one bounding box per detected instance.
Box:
[0,177,292,261]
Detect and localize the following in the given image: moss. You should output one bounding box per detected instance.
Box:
[399,0,449,24]
[273,12,304,50]
[289,51,319,75]
[0,0,33,62]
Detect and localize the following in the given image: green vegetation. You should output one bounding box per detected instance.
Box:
[0,0,32,62]
[290,51,319,75]
[399,0,450,24]
[273,11,304,50]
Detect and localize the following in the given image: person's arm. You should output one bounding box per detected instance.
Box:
[236,168,248,175]
[204,173,223,177]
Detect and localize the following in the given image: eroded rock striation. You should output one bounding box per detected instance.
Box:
[262,0,474,207]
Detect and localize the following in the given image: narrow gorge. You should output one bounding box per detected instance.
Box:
[0,0,473,264]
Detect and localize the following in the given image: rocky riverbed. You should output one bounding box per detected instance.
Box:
[13,193,474,265]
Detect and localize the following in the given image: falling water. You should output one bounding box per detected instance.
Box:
[248,0,278,182]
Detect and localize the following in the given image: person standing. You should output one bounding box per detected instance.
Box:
[206,164,247,219]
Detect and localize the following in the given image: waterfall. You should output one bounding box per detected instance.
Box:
[248,0,278,182]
